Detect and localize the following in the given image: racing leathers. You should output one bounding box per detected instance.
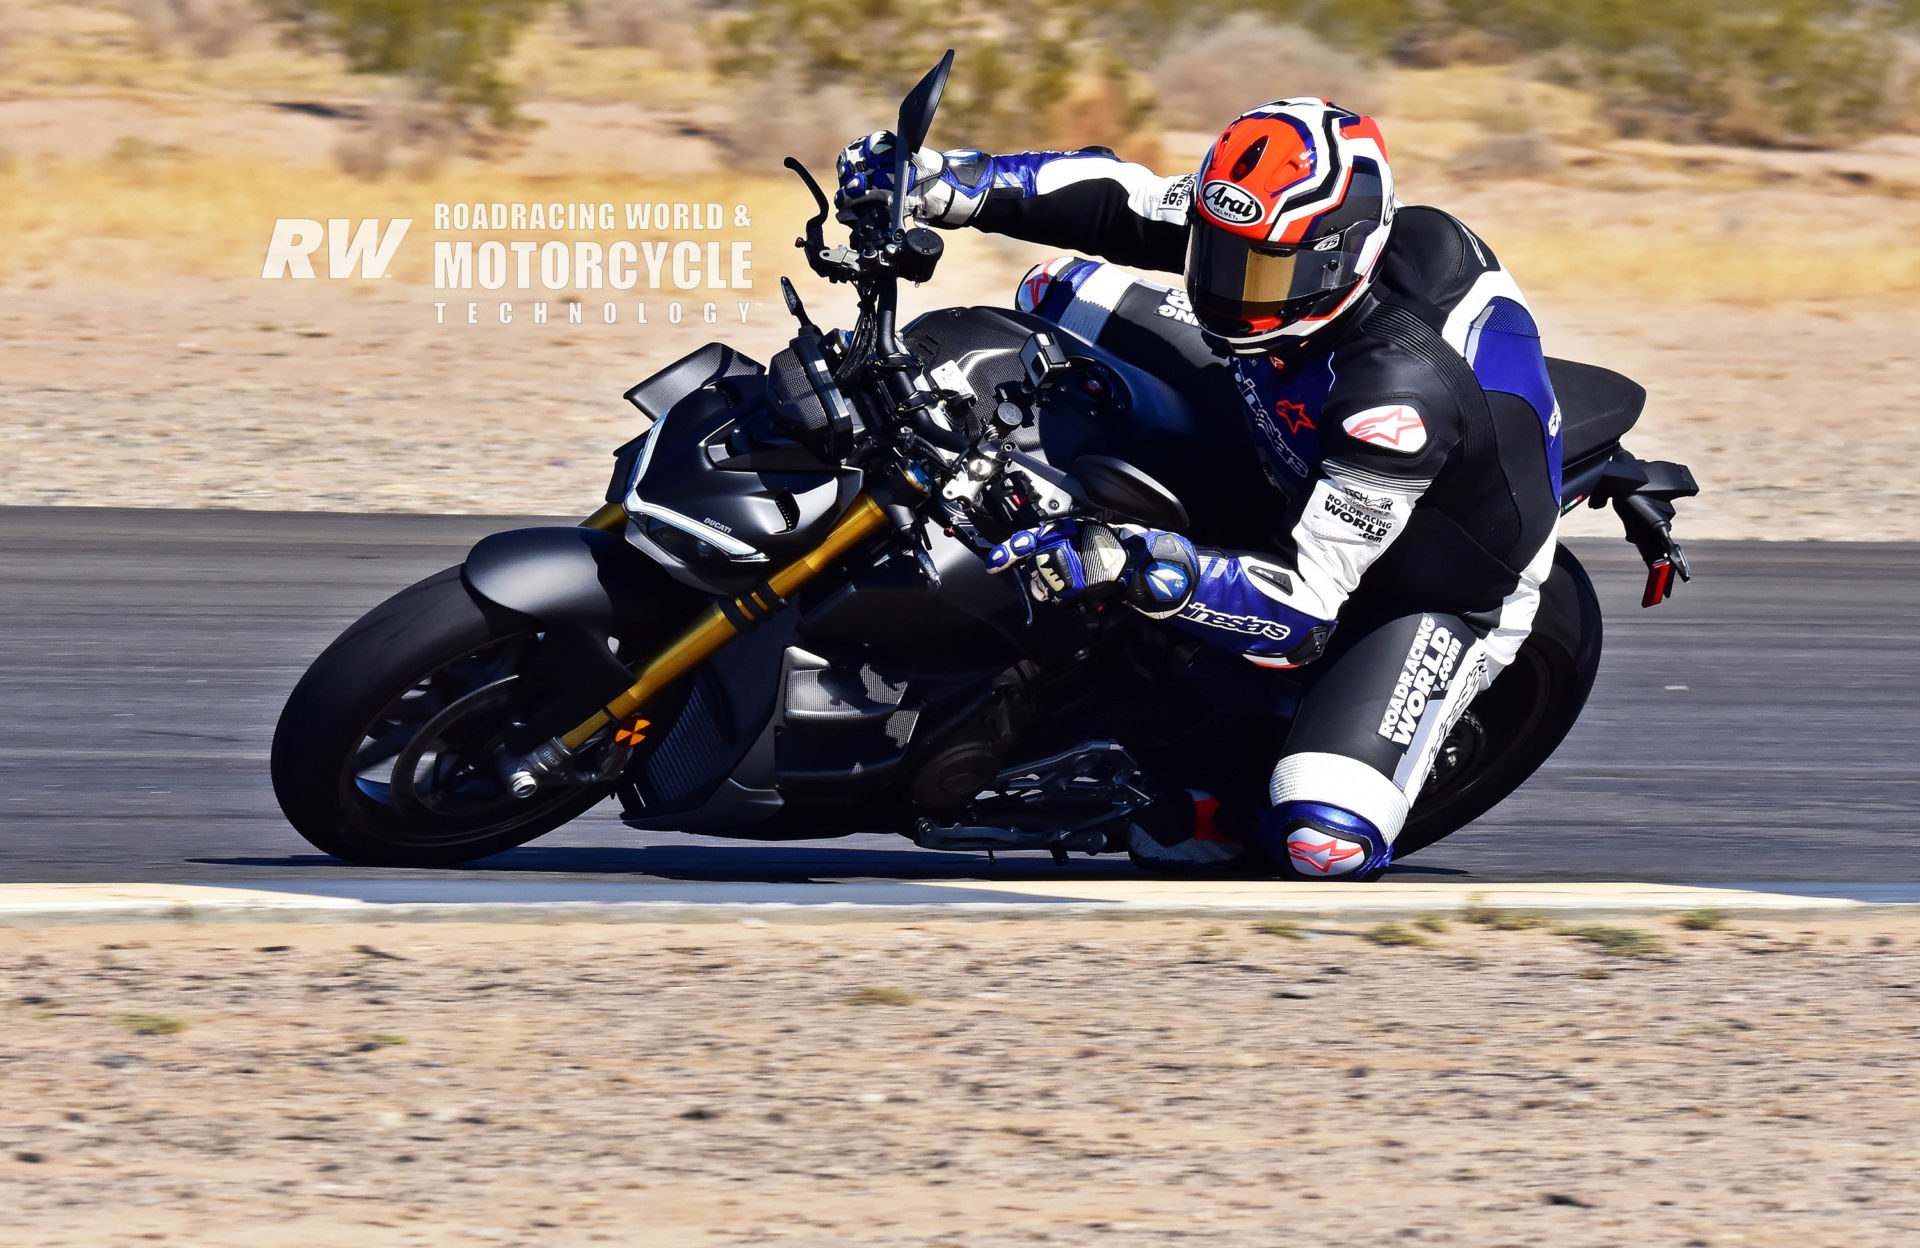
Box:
[907,144,1564,877]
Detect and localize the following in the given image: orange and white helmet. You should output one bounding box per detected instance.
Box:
[1186,98,1395,355]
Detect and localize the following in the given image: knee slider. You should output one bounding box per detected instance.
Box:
[1257,801,1391,879]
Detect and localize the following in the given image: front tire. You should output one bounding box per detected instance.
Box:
[270,568,614,867]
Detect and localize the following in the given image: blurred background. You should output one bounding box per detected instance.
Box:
[2,0,1918,535]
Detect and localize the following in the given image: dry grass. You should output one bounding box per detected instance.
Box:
[1559,924,1666,958]
[843,986,916,1006]
[1460,900,1552,931]
[1489,228,1920,305]
[1361,921,1433,948]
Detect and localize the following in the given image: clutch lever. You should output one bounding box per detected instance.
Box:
[784,157,855,282]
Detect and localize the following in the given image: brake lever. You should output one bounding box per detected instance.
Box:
[785,156,830,227]
[784,157,859,282]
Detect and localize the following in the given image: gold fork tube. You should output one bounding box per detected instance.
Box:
[581,502,628,532]
[559,494,891,750]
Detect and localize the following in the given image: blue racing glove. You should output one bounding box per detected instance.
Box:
[987,521,1198,616]
[835,131,989,226]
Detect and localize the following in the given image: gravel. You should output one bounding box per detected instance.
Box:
[2,915,1918,1245]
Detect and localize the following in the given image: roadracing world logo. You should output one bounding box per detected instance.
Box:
[259,200,757,330]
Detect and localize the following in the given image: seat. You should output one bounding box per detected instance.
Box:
[1547,358,1645,462]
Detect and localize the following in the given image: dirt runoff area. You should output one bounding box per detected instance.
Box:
[2,914,1917,1246]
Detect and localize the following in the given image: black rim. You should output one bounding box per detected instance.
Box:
[1407,645,1558,827]
[338,636,592,849]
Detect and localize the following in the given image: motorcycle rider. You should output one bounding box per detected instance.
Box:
[836,98,1563,879]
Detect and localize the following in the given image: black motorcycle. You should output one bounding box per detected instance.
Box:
[271,54,1697,870]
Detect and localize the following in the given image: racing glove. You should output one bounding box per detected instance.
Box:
[986,520,1198,616]
[835,131,990,227]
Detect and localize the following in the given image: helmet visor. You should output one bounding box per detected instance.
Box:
[1186,220,1362,338]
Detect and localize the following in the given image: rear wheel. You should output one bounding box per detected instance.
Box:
[271,568,620,867]
[1393,544,1603,858]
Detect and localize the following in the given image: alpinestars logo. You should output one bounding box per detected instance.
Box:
[1237,369,1311,481]
[1178,602,1292,644]
[1377,616,1464,746]
[1343,404,1427,453]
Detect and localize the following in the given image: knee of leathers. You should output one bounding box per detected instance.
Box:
[1256,801,1391,879]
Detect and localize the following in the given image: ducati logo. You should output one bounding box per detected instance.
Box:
[1200,180,1263,226]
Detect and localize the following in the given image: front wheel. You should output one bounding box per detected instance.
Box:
[271,568,617,867]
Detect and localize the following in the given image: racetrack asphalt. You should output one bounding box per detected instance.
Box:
[0,507,1914,890]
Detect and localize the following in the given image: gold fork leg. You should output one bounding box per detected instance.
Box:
[558,494,891,750]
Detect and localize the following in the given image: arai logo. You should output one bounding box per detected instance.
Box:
[1200,180,1263,226]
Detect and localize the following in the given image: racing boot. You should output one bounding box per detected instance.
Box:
[1257,801,1392,880]
[1127,790,1246,871]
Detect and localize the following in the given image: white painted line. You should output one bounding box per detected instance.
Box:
[0,880,1912,926]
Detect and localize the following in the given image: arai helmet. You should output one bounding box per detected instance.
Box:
[1186,98,1396,355]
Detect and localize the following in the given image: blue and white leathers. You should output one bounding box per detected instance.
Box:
[882,137,1563,868]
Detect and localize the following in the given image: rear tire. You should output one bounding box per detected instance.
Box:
[1392,544,1603,858]
[270,568,614,867]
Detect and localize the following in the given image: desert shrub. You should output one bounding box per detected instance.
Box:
[1460,900,1552,930]
[567,0,709,62]
[710,63,881,174]
[264,0,560,129]
[123,0,258,58]
[714,0,1163,151]
[1435,0,1920,145]
[718,1,1919,155]
[1559,924,1665,957]
[1362,921,1432,947]
[1154,17,1382,128]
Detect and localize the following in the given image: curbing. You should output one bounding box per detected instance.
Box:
[0,881,1914,927]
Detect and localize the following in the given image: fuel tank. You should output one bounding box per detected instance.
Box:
[902,305,1265,544]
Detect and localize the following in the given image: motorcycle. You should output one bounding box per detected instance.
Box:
[270,53,1697,870]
